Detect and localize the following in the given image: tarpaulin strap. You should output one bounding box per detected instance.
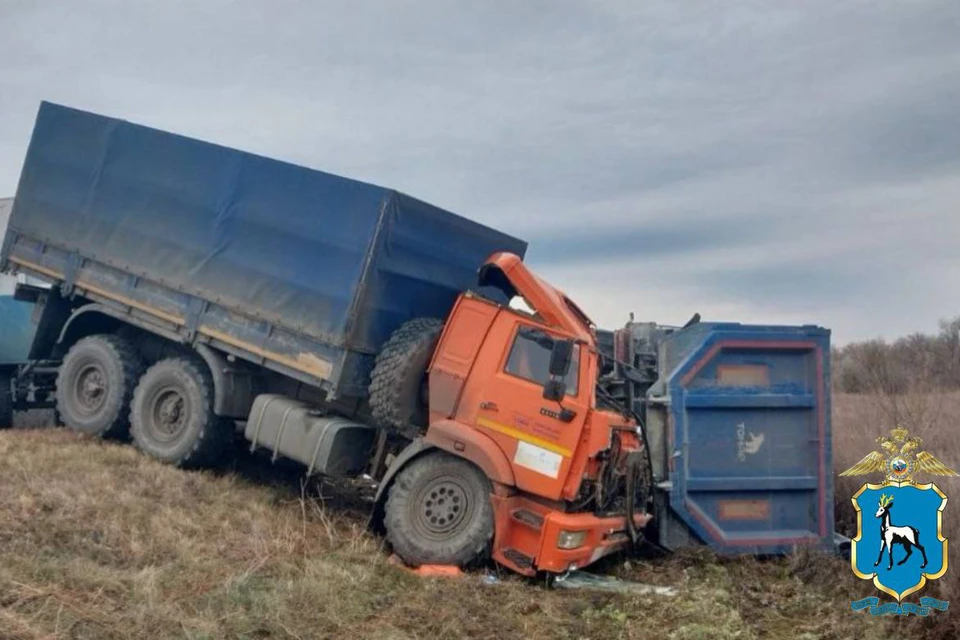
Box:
[62,252,82,295]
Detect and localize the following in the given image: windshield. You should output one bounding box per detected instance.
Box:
[504,325,580,396]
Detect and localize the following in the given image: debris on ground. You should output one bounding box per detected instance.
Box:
[387,553,465,577]
[554,569,678,597]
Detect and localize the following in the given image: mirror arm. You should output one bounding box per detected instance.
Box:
[557,404,576,423]
[550,381,577,423]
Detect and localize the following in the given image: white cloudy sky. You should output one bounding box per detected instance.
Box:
[1,1,958,344]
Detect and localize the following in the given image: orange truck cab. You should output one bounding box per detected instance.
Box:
[374,252,652,575]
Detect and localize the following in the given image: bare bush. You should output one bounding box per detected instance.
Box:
[834,315,960,396]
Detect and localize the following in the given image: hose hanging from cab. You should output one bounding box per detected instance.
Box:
[624,450,644,545]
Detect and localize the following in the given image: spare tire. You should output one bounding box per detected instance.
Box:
[369,318,443,437]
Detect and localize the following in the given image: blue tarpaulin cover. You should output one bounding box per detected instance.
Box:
[7,102,526,363]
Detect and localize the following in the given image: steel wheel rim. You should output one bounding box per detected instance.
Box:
[412,475,473,540]
[147,385,188,442]
[74,363,107,415]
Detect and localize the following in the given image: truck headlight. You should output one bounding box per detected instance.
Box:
[557,530,587,549]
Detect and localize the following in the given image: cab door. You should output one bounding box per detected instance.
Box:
[457,312,589,500]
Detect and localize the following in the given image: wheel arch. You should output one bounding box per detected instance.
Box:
[192,343,259,418]
[423,419,516,488]
[56,304,180,357]
[369,421,516,533]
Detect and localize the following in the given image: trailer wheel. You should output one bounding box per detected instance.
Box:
[130,357,231,468]
[369,318,443,436]
[56,334,143,438]
[384,451,494,567]
[0,369,13,429]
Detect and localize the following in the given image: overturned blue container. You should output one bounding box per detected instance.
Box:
[4,102,527,399]
[645,322,834,555]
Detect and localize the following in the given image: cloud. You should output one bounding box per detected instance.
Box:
[0,0,958,343]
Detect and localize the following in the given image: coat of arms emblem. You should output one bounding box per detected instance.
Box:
[840,427,954,615]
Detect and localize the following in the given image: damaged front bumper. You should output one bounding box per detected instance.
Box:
[491,492,653,575]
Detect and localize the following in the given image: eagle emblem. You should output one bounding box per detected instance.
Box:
[840,426,957,484]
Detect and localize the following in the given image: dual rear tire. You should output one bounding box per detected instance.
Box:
[56,335,229,467]
[130,357,231,467]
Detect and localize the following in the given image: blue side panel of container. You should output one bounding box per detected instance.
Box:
[659,322,833,554]
[0,296,37,363]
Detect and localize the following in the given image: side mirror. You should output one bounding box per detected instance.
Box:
[543,379,566,401]
[543,339,574,401]
[548,339,574,377]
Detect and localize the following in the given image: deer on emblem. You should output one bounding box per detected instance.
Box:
[874,493,927,571]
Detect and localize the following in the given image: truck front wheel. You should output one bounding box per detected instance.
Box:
[56,334,143,438]
[130,357,231,468]
[384,451,494,567]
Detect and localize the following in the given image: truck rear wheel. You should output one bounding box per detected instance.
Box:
[369,318,443,437]
[384,451,494,567]
[130,357,230,468]
[56,334,143,438]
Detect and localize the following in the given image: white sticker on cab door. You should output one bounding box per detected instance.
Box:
[513,440,563,479]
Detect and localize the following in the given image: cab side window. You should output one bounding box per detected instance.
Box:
[504,326,579,395]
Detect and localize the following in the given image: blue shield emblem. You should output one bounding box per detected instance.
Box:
[851,482,947,601]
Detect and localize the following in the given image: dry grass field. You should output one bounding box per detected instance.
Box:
[1,393,956,639]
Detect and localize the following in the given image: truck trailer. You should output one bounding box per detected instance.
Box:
[1,102,839,575]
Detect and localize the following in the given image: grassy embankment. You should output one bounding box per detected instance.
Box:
[5,394,959,639]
